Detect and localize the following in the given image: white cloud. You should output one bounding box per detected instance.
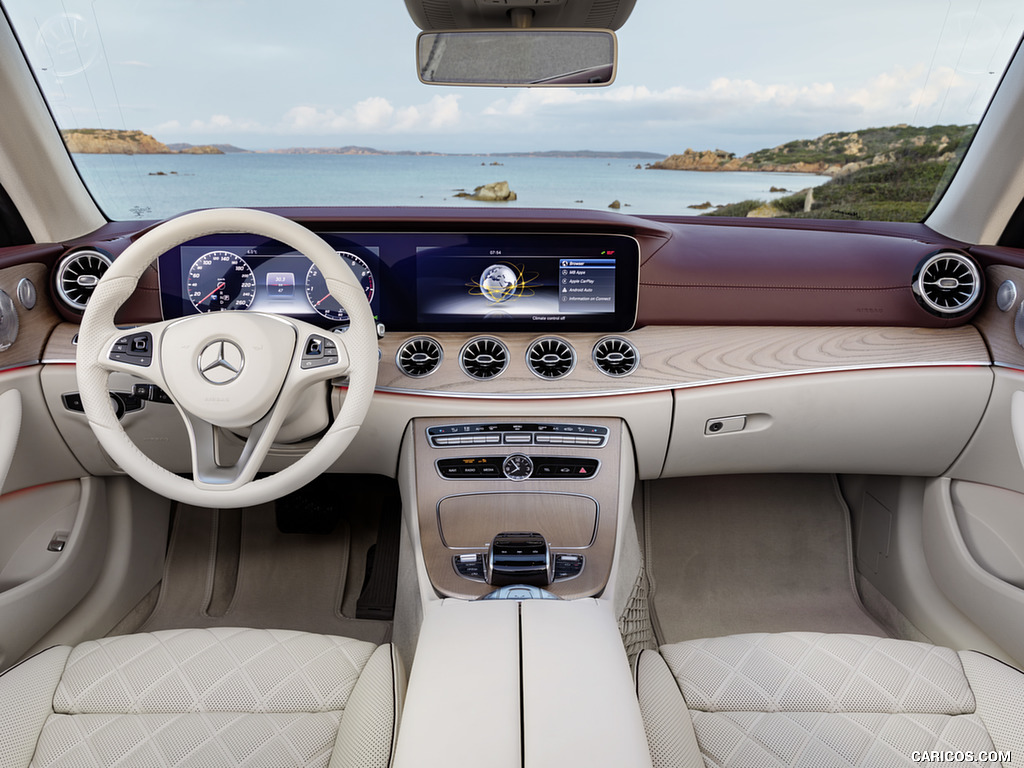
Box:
[482,66,982,127]
[281,94,461,134]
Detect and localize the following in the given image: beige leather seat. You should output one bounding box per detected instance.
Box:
[637,632,1024,768]
[0,627,403,768]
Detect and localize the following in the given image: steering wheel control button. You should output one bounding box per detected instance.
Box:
[502,453,534,481]
[301,334,340,369]
[198,339,245,384]
[108,332,153,367]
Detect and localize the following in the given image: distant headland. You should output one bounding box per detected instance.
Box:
[58,129,663,159]
[646,124,972,178]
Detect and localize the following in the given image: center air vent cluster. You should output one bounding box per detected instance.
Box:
[460,337,509,380]
[912,251,981,317]
[396,337,443,377]
[56,250,111,311]
[527,337,576,379]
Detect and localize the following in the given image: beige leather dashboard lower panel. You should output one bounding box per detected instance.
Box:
[663,366,993,478]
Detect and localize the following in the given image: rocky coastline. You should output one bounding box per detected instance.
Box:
[648,148,841,176]
[61,129,224,155]
[646,126,967,179]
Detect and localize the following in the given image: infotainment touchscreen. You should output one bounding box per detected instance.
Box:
[406,233,638,331]
[159,231,639,333]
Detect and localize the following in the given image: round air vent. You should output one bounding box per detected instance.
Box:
[396,336,443,377]
[912,251,981,317]
[460,337,509,380]
[526,337,576,380]
[56,249,112,311]
[592,336,639,377]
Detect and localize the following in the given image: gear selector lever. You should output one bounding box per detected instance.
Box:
[486,532,552,586]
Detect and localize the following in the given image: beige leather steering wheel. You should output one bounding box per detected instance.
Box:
[77,208,377,508]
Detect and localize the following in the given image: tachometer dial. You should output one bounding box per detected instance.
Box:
[186,250,256,312]
[305,252,375,322]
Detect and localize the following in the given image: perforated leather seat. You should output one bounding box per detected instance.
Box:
[637,632,1024,768]
[0,627,403,768]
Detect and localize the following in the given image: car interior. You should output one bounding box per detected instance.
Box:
[2,0,1024,766]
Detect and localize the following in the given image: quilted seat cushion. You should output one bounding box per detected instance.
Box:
[0,628,402,768]
[638,632,1024,768]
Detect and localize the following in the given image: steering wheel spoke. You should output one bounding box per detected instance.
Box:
[182,409,278,489]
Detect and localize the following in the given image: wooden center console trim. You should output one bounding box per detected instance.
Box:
[438,492,598,548]
[413,416,622,599]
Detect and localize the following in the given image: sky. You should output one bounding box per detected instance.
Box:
[8,0,1023,156]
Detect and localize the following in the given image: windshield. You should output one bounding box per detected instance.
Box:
[3,0,1022,222]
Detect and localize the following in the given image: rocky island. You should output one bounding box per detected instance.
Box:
[454,181,517,202]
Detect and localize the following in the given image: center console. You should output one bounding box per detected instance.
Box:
[411,416,626,600]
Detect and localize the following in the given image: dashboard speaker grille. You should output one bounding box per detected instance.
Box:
[460,337,509,380]
[56,250,111,311]
[913,252,981,317]
[396,337,443,377]
[527,337,576,379]
[592,336,638,376]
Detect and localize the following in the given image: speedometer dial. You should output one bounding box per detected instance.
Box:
[305,251,375,322]
[186,250,256,312]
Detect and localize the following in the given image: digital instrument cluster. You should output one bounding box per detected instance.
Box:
[158,232,640,332]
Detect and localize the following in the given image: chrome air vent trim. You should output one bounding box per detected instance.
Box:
[912,251,981,317]
[592,336,638,377]
[56,249,112,311]
[527,337,576,380]
[459,336,509,380]
[396,336,443,377]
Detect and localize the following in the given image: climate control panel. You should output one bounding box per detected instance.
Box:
[427,422,609,448]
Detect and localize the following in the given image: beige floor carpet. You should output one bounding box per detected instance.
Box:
[139,503,390,644]
[647,474,887,643]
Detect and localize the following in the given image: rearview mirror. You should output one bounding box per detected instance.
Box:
[417,29,616,87]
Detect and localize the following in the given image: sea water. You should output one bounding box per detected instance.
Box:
[73,153,830,221]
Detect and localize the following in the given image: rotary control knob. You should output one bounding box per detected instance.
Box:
[502,453,534,481]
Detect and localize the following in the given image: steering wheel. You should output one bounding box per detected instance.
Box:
[76,208,378,508]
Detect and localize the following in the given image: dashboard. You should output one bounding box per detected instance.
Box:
[157,231,641,333]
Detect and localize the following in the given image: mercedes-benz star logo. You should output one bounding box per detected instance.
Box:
[198,340,244,385]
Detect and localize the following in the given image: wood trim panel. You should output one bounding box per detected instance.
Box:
[973,265,1024,369]
[46,322,992,394]
[413,416,622,600]
[378,325,990,396]
[0,263,62,370]
[42,322,78,362]
[438,493,598,548]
